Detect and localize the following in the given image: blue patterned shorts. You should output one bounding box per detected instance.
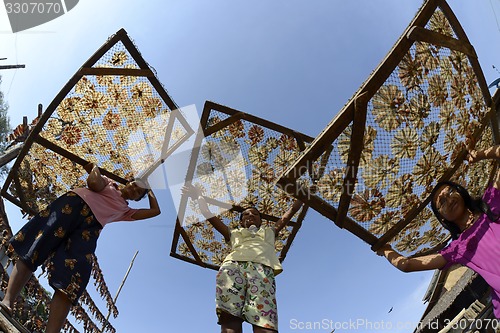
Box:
[10,192,102,304]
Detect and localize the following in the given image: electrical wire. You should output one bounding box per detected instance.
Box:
[5,33,19,99]
[489,0,500,33]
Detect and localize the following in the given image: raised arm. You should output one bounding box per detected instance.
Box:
[467,144,500,189]
[131,190,161,220]
[84,162,107,192]
[274,199,304,236]
[377,244,447,272]
[182,184,230,242]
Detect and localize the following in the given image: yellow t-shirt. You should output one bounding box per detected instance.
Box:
[223,226,283,276]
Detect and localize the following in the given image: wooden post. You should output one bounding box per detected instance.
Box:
[0,311,30,333]
[0,146,22,168]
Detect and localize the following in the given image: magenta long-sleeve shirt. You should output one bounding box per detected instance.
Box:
[439,185,500,318]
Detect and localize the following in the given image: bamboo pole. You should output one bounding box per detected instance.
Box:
[101,250,139,333]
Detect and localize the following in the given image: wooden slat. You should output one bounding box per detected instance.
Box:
[175,221,205,265]
[336,92,368,229]
[79,28,128,69]
[279,176,378,245]
[492,90,500,144]
[119,32,195,149]
[77,67,153,77]
[406,26,475,57]
[203,101,315,142]
[204,112,245,137]
[280,0,440,187]
[372,111,495,251]
[119,33,180,112]
[278,203,308,262]
[0,311,30,333]
[35,136,127,185]
[437,0,493,109]
[0,192,31,217]
[12,175,31,215]
[169,218,183,258]
[280,104,355,181]
[408,240,449,258]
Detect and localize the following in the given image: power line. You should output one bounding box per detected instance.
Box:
[489,0,500,32]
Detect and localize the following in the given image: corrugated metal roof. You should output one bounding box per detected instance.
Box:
[415,269,477,333]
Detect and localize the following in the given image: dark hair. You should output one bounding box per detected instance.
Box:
[239,206,261,221]
[430,181,498,240]
[135,187,148,201]
[131,178,149,201]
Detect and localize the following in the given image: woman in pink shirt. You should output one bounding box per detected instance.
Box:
[1,163,161,333]
[378,144,500,319]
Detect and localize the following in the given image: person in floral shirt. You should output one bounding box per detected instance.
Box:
[183,183,303,332]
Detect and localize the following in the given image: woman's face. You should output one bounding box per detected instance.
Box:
[240,208,262,228]
[122,181,147,201]
[433,184,467,222]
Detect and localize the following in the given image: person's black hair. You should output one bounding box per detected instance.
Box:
[430,180,498,240]
[131,178,149,201]
[135,187,148,201]
[239,206,261,221]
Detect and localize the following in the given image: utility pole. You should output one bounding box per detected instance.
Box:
[0,58,25,70]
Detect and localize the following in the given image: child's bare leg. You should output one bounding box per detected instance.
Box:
[46,290,72,333]
[2,260,32,311]
[219,311,243,333]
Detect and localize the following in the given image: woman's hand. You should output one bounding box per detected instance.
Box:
[181,183,230,241]
[130,189,161,220]
[376,244,393,256]
[83,162,95,174]
[85,163,107,192]
[182,183,202,199]
[467,149,483,164]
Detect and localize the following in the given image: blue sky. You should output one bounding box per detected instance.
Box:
[1,1,500,332]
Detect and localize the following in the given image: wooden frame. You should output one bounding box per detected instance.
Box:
[170,101,329,270]
[276,0,498,255]
[1,28,194,216]
[0,28,194,332]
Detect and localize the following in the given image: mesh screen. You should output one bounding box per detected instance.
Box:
[4,30,193,215]
[172,103,314,269]
[347,10,490,240]
[276,6,496,251]
[1,29,193,331]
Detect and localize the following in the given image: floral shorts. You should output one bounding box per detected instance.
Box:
[9,192,102,304]
[216,260,278,331]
